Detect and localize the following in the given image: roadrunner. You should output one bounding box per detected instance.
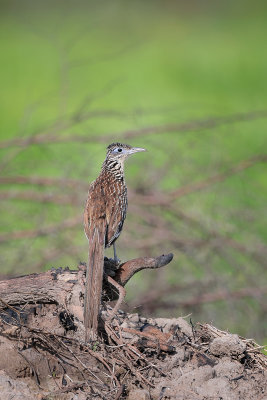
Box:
[83,143,146,341]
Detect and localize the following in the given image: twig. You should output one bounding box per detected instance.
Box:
[85,344,120,387]
[113,384,125,400]
[54,336,105,385]
[18,351,41,387]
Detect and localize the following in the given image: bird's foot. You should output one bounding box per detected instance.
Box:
[113,256,121,266]
[106,256,120,267]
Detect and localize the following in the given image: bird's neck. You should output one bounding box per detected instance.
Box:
[101,158,125,180]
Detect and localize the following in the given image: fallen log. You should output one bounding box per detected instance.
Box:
[0,253,173,325]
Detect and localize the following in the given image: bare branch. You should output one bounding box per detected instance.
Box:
[115,253,174,287]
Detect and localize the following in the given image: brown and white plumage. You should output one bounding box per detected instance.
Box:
[83,143,146,341]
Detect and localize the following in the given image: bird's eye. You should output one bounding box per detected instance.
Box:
[117,148,122,152]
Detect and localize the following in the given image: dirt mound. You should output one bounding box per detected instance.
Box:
[0,266,266,399]
[0,306,266,400]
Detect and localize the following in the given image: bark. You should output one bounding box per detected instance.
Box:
[0,253,173,311]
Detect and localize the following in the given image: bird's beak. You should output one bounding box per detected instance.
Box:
[128,147,147,154]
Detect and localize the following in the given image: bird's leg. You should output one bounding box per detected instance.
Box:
[105,275,126,322]
[113,243,120,265]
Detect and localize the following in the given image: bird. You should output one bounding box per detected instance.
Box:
[83,142,146,341]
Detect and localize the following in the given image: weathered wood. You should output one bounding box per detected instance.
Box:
[115,253,173,286]
[0,268,82,306]
[0,254,173,310]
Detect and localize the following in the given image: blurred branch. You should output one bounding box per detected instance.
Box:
[170,154,267,199]
[1,109,267,149]
[69,41,141,68]
[0,190,80,206]
[0,216,81,243]
[132,286,267,313]
[131,154,267,205]
[29,242,85,273]
[129,199,267,267]
[0,79,123,172]
[116,109,267,140]
[129,280,216,311]
[0,110,123,150]
[1,153,266,196]
[5,185,262,268]
[0,176,87,189]
[1,153,266,265]
[166,207,267,265]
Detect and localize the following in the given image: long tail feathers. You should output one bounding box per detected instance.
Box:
[84,218,106,341]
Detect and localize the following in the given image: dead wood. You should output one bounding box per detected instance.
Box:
[0,253,174,398]
[0,253,173,312]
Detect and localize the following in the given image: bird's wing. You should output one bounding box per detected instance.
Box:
[105,183,127,247]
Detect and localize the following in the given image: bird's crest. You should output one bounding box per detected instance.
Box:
[107,143,132,151]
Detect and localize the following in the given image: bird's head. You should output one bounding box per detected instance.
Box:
[106,143,146,163]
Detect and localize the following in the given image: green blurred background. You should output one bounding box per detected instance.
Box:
[0,0,266,342]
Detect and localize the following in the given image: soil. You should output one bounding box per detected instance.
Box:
[0,305,266,400]
[0,266,266,399]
